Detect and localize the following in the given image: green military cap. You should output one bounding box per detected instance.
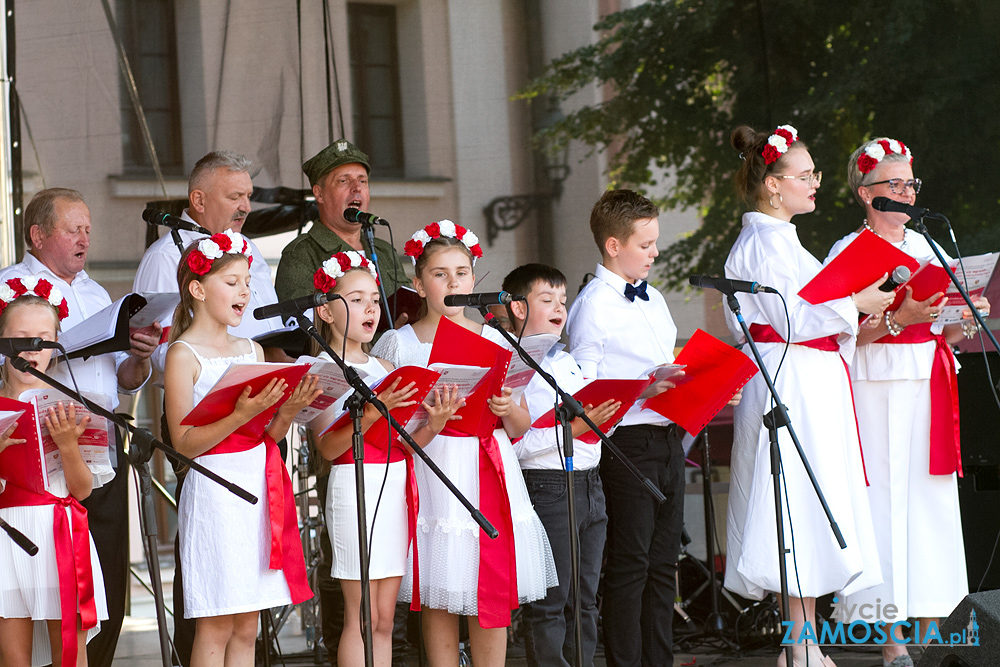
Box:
[302,139,371,186]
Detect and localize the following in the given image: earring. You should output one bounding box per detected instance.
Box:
[769,192,783,210]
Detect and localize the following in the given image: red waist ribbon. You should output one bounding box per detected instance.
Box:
[748,324,868,484]
[0,484,97,667]
[876,323,961,476]
[439,427,518,628]
[204,433,313,603]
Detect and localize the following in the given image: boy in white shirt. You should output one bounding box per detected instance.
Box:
[565,190,684,667]
[503,263,620,667]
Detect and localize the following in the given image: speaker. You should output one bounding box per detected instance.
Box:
[956,351,1000,467]
[918,591,999,666]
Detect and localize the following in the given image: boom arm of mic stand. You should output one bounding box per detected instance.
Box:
[911,217,1000,352]
[293,316,498,538]
[361,224,395,329]
[479,313,667,503]
[11,358,258,505]
[0,515,39,555]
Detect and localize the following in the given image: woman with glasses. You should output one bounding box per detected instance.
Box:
[722,125,892,667]
[825,138,988,667]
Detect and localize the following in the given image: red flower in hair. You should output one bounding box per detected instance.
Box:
[57,301,69,320]
[34,280,52,300]
[857,154,879,175]
[9,278,26,297]
[247,254,253,268]
[213,233,233,252]
[762,144,782,165]
[774,128,794,143]
[425,222,441,239]
[314,270,337,293]
[187,252,214,276]
[404,239,424,258]
[470,244,484,259]
[336,254,353,273]
[454,224,468,240]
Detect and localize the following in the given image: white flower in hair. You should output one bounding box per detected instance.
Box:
[887,139,902,154]
[464,229,480,246]
[198,238,224,260]
[413,229,432,245]
[865,143,886,161]
[0,284,15,303]
[20,275,39,292]
[437,219,457,237]
[48,287,64,308]
[776,125,798,141]
[768,135,789,152]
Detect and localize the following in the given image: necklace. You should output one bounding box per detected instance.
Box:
[863,218,907,250]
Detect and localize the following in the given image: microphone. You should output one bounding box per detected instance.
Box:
[344,208,388,226]
[879,265,912,292]
[870,197,933,219]
[689,275,778,295]
[443,292,525,307]
[0,338,60,357]
[142,208,211,235]
[253,293,342,321]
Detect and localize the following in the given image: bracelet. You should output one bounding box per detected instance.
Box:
[963,319,981,339]
[885,311,904,337]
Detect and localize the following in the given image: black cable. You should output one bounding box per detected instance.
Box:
[385,224,399,327]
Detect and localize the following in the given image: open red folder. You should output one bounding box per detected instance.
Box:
[798,229,920,304]
[643,329,758,436]
[428,317,513,438]
[181,363,310,438]
[316,365,441,450]
[531,378,651,444]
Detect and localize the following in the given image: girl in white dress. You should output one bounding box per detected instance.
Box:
[163,231,321,667]
[372,222,556,667]
[722,126,894,667]
[0,278,110,667]
[309,250,463,667]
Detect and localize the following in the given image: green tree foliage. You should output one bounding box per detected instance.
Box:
[522,1,1000,287]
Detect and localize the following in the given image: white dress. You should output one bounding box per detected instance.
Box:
[827,230,967,620]
[0,442,113,666]
[173,339,294,617]
[319,352,409,580]
[722,211,882,600]
[371,324,557,616]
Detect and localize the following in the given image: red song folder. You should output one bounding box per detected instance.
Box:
[428,317,513,438]
[798,229,920,304]
[181,363,311,437]
[316,365,441,450]
[643,329,758,436]
[531,378,651,444]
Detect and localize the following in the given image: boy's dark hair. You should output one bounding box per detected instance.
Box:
[589,189,659,254]
[501,263,567,323]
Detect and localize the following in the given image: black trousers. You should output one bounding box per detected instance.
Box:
[522,466,607,667]
[83,430,129,667]
[599,424,685,667]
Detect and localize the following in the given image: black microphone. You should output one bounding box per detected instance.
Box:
[879,265,912,292]
[443,292,525,307]
[142,208,211,234]
[0,338,61,356]
[344,208,388,226]
[689,275,778,295]
[870,197,932,219]
[252,293,342,321]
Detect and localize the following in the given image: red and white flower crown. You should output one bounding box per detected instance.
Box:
[0,275,69,321]
[762,125,799,165]
[313,251,380,293]
[857,138,913,175]
[186,229,253,276]
[404,220,483,265]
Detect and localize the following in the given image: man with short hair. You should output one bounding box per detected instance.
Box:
[0,187,160,667]
[275,139,407,302]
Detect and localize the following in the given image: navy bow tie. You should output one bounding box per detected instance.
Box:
[624,281,649,302]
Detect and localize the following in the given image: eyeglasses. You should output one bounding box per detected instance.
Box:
[773,171,822,186]
[866,178,922,194]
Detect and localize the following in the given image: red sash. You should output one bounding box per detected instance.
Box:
[439,427,518,628]
[0,484,97,667]
[203,433,313,604]
[748,324,869,484]
[875,323,962,476]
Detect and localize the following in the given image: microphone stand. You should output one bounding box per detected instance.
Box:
[723,294,846,667]
[359,222,395,328]
[12,356,259,667]
[477,309,667,667]
[0,515,38,555]
[910,216,1000,352]
[292,314,497,667]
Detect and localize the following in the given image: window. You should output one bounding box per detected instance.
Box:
[348,4,405,178]
[117,0,183,172]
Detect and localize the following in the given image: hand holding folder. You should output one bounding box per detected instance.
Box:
[642,329,758,435]
[798,229,920,304]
